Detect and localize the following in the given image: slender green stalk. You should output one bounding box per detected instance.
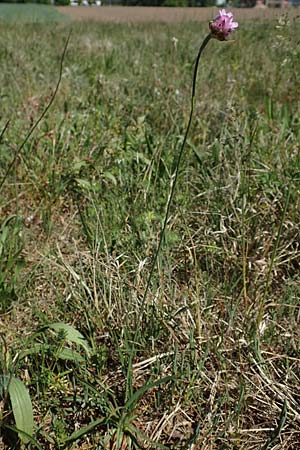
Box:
[0,120,10,145]
[241,192,248,303]
[138,33,212,325]
[0,31,71,193]
[261,400,287,450]
[241,121,258,304]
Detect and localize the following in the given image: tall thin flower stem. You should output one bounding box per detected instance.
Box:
[139,33,212,325]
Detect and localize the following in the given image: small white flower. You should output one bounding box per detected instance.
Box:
[171,36,178,50]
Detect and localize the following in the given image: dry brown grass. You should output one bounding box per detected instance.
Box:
[58,5,300,23]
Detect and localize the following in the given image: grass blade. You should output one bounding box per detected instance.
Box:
[65,417,104,443]
[124,376,174,411]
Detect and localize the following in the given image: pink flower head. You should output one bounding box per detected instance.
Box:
[209,9,238,41]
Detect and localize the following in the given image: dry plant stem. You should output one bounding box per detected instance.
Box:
[0,32,71,193]
[138,33,212,326]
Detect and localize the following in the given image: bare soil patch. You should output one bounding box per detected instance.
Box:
[58,5,299,23]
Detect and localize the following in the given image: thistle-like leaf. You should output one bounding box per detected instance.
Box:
[48,322,92,357]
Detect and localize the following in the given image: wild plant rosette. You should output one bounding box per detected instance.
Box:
[140,11,238,323]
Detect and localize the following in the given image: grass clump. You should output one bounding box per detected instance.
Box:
[0,16,300,449]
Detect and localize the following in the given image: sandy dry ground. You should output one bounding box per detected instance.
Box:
[58,5,299,22]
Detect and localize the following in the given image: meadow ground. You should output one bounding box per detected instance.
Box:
[0,5,300,450]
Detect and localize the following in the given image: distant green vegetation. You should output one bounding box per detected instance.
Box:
[0,16,300,449]
[0,3,67,22]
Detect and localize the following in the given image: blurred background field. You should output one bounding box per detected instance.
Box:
[56,5,300,22]
[1,4,300,22]
[0,3,68,21]
[0,8,300,450]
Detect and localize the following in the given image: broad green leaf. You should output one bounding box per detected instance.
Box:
[18,343,48,359]
[8,376,34,444]
[75,178,95,191]
[19,343,85,363]
[57,347,85,362]
[48,322,92,357]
